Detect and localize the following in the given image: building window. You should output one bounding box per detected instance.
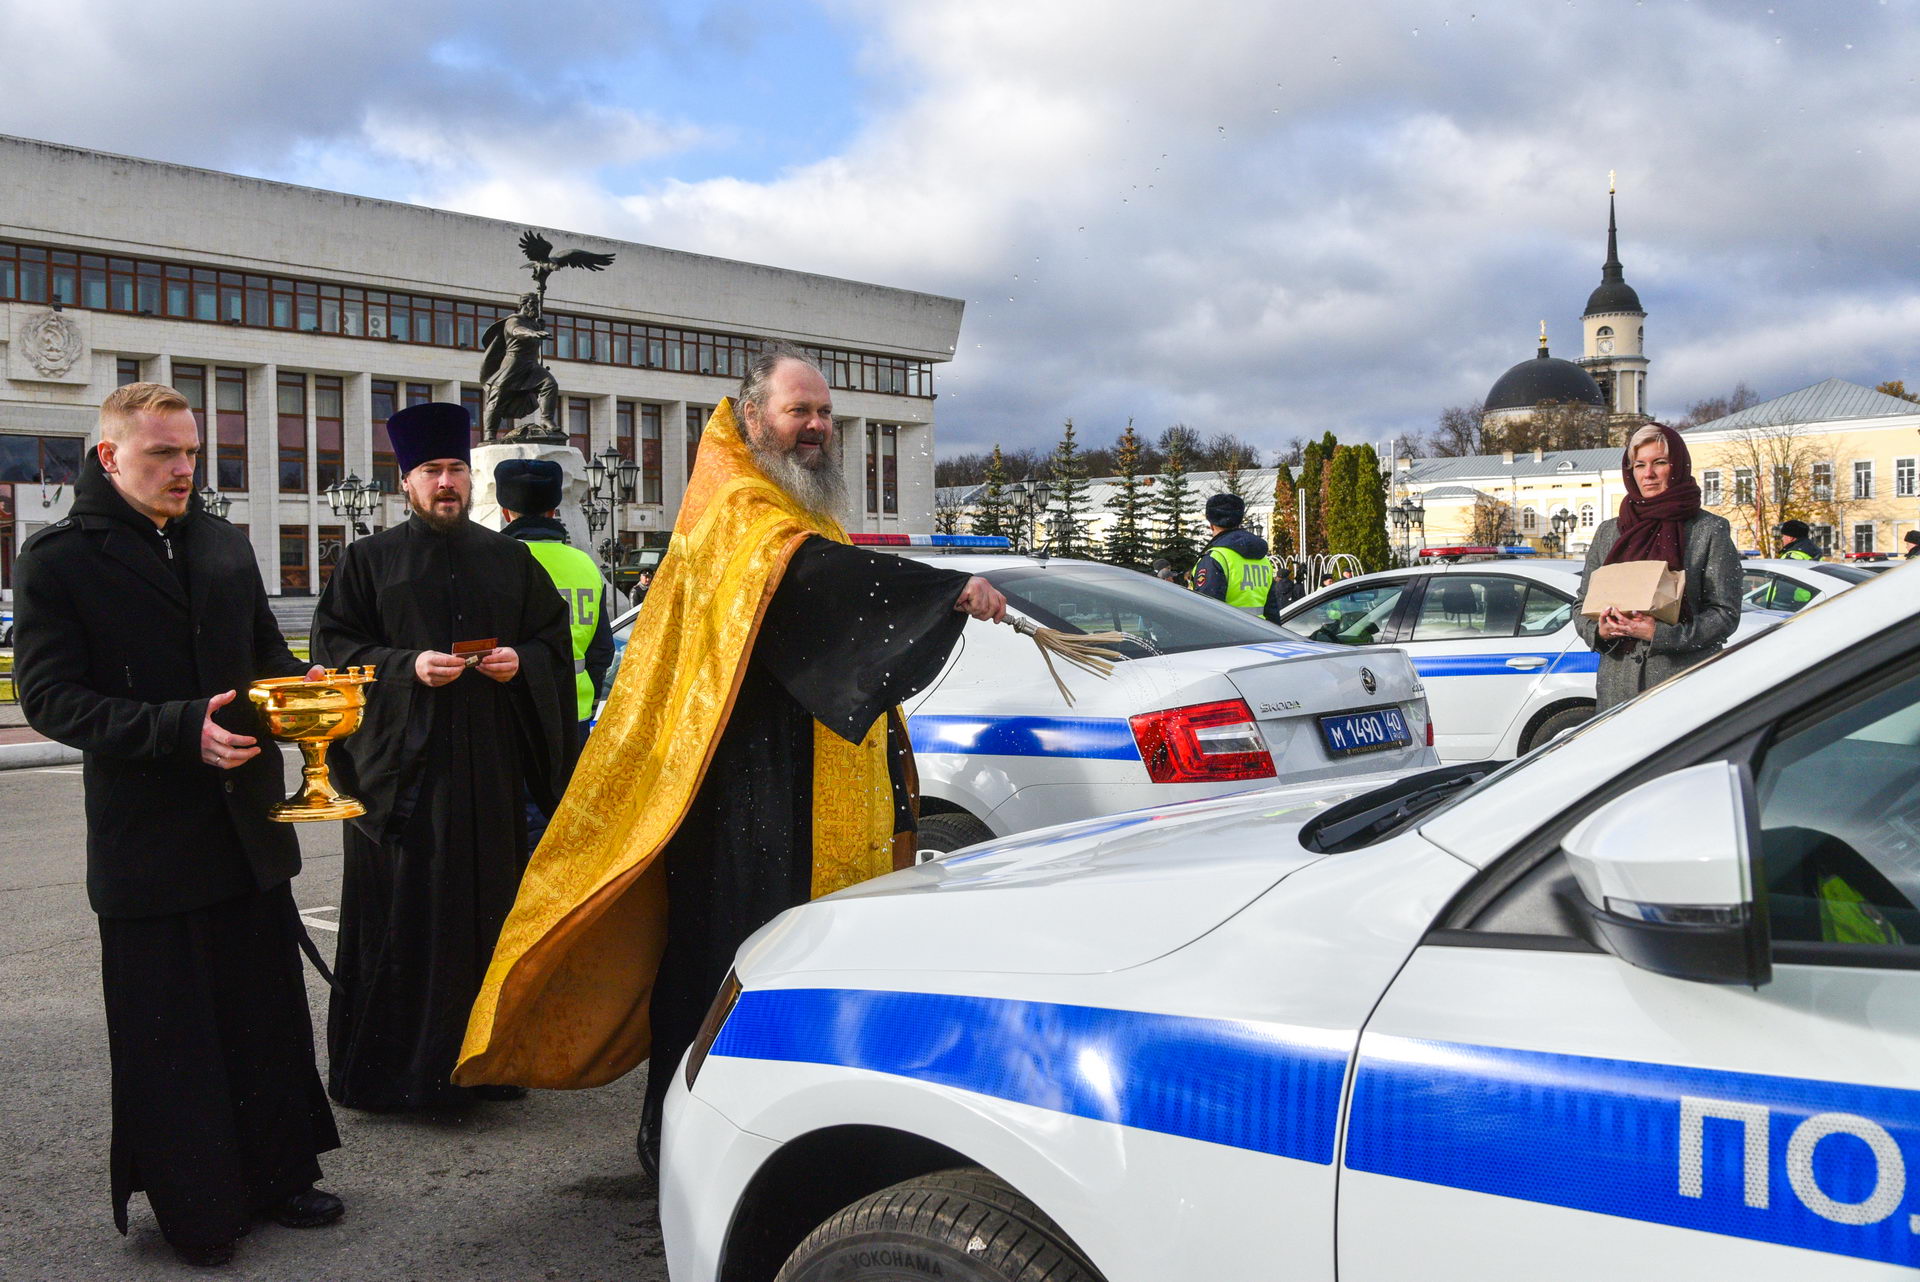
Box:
[1812,462,1833,501]
[1854,523,1877,555]
[1812,523,1835,554]
[1770,466,1791,503]
[461,385,484,447]
[0,434,84,484]
[1734,468,1755,505]
[277,372,307,493]
[0,238,939,399]
[1854,460,1874,500]
[215,367,248,491]
[881,424,898,514]
[616,401,635,465]
[568,397,591,458]
[1579,504,1595,528]
[318,524,344,588]
[370,379,398,492]
[687,405,708,472]
[115,357,141,387]
[172,363,209,488]
[1897,457,1917,499]
[315,376,344,492]
[1702,470,1723,506]
[640,404,663,504]
[865,423,879,513]
[1522,508,1538,530]
[405,381,432,409]
[280,525,309,594]
[1595,325,1613,338]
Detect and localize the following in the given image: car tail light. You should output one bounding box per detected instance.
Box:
[1130,699,1276,783]
[1427,718,1435,747]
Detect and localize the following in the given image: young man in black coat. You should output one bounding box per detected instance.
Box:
[13,383,344,1269]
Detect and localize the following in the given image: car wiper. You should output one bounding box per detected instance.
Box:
[1301,763,1502,854]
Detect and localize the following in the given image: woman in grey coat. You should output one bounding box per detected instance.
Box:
[1575,422,1744,711]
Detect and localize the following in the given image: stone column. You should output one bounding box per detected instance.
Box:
[665,399,690,515]
[839,416,868,533]
[247,362,278,590]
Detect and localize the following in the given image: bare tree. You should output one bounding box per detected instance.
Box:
[1483,400,1613,454]
[1467,494,1514,546]
[1703,421,1852,556]
[933,489,964,534]
[1678,382,1762,429]
[1877,380,1920,404]
[1416,403,1485,457]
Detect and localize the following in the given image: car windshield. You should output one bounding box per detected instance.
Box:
[985,562,1283,658]
[1811,564,1876,584]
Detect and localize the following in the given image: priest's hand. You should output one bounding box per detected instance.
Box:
[303,665,326,682]
[200,689,261,769]
[415,650,468,687]
[954,576,1007,623]
[476,646,520,683]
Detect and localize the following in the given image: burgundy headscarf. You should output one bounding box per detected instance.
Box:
[1605,422,1701,570]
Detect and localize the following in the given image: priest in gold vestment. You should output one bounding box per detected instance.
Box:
[454,345,1006,1169]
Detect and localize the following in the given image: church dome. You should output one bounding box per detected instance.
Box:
[1584,278,1643,316]
[1485,344,1606,413]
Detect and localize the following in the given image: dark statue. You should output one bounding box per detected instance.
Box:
[478,231,618,443]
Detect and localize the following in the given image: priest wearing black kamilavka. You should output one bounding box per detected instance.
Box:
[313,403,576,1112]
[13,382,344,1269]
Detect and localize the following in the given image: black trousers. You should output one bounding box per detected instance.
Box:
[98,883,339,1249]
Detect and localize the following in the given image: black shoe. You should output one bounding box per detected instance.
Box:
[171,1239,236,1268]
[472,1084,527,1102]
[637,1095,662,1181]
[268,1187,345,1229]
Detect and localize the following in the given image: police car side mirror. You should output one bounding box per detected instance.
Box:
[1563,761,1772,987]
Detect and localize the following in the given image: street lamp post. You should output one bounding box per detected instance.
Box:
[1388,496,1426,564]
[1548,508,1575,557]
[196,482,231,521]
[582,444,641,574]
[322,472,383,535]
[1014,476,1051,553]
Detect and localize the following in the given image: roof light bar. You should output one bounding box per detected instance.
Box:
[848,533,1014,549]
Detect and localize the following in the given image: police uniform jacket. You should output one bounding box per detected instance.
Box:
[14,453,308,917]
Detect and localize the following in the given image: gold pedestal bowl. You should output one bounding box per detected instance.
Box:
[249,666,377,822]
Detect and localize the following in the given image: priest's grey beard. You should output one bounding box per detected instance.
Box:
[745,419,847,521]
[408,489,472,533]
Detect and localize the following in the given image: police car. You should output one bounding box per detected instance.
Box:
[607,538,1437,856]
[1274,558,1783,763]
[1741,557,1878,613]
[660,562,1920,1282]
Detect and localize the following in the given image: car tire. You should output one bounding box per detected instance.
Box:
[776,1167,1106,1282]
[1522,703,1594,754]
[914,812,994,861]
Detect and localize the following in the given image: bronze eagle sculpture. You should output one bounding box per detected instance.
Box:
[517,229,617,292]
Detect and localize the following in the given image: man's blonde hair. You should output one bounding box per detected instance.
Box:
[100,382,192,443]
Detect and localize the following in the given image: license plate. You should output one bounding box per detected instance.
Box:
[1318,707,1411,757]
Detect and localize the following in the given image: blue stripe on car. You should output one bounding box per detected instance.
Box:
[908,714,1140,761]
[1410,651,1599,677]
[711,988,1348,1164]
[1347,1035,1920,1268]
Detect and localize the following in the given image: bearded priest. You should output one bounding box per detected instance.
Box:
[453,345,1006,1171]
[312,402,577,1112]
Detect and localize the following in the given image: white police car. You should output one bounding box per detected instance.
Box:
[606,540,1437,856]
[1741,557,1879,613]
[1275,558,1783,763]
[661,563,1920,1281]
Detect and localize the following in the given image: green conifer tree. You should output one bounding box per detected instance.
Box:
[1297,441,1327,556]
[1046,419,1092,558]
[1323,445,1358,557]
[1349,444,1396,571]
[1154,432,1198,574]
[1104,419,1152,570]
[971,444,1011,540]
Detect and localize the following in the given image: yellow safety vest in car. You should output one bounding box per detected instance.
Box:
[525,540,603,721]
[1193,545,1274,613]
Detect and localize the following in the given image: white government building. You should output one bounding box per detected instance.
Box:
[0,134,962,603]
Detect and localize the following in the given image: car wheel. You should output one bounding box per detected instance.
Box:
[776,1167,1106,1282]
[1522,703,1594,754]
[914,812,994,861]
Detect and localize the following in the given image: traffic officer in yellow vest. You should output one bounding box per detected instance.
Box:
[495,458,614,752]
[1190,493,1284,623]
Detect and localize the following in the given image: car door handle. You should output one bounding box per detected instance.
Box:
[1505,656,1548,670]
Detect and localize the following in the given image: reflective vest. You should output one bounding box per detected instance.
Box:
[1193,545,1274,613]
[524,540,604,721]
[1780,545,1817,561]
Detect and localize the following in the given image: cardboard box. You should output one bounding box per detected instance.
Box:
[1581,560,1686,625]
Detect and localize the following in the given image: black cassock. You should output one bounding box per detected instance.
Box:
[642,537,969,1121]
[313,514,574,1111]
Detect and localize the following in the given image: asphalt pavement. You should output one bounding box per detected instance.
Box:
[0,751,668,1281]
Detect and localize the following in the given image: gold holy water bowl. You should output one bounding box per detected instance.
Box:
[249,666,377,822]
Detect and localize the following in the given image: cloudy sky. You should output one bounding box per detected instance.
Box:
[5,0,1918,459]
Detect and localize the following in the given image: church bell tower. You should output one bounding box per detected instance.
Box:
[1578,174,1650,424]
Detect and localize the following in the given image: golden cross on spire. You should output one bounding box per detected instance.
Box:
[1608,169,1616,195]
[1539,319,1549,344]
